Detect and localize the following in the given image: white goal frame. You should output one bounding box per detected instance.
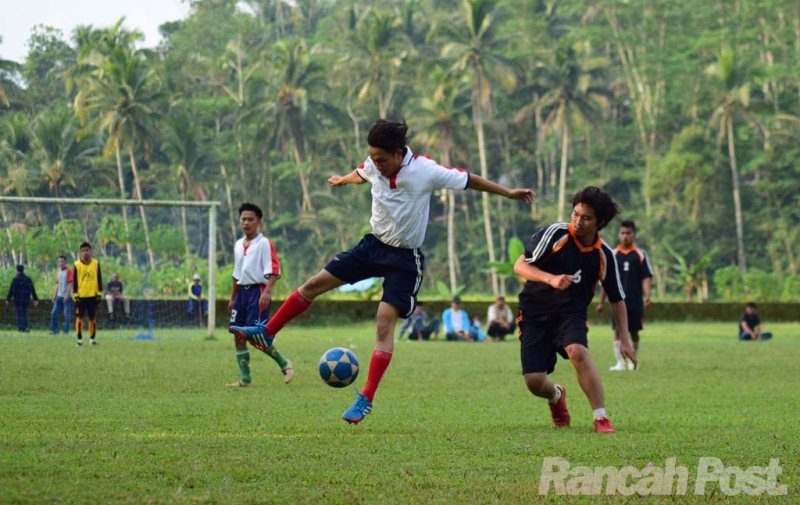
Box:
[0,196,221,338]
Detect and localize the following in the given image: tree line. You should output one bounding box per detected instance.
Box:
[1,0,799,302]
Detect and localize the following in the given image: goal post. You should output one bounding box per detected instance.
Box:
[0,196,221,338]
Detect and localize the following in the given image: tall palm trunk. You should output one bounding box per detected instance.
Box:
[114,143,134,264]
[293,144,314,213]
[178,168,191,258]
[127,146,156,271]
[219,164,238,245]
[441,149,457,294]
[472,76,499,296]
[557,119,570,222]
[726,116,747,272]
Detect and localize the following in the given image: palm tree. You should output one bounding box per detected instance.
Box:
[412,68,470,293]
[32,105,96,220]
[706,46,767,274]
[161,112,211,257]
[253,37,338,214]
[535,42,609,221]
[72,21,162,270]
[439,0,517,296]
[0,37,21,108]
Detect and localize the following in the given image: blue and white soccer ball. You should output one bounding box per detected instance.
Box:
[318,347,360,388]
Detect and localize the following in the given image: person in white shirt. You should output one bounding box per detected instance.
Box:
[231,120,535,424]
[487,296,515,341]
[226,202,293,387]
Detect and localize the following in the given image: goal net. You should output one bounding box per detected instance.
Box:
[0,197,219,339]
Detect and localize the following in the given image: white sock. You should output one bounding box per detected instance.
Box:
[593,408,607,420]
[612,340,624,364]
[549,385,562,405]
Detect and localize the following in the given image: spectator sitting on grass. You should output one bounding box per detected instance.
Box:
[739,302,772,341]
[443,297,474,341]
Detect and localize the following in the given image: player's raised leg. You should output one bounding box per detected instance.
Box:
[343,301,398,424]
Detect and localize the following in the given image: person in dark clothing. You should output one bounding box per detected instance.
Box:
[739,302,773,341]
[6,265,39,332]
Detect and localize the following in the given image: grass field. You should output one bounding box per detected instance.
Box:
[1,321,798,503]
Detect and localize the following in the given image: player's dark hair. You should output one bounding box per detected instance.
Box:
[746,302,757,309]
[571,186,620,231]
[620,220,636,233]
[238,202,263,220]
[79,242,91,250]
[367,120,408,153]
[58,254,67,261]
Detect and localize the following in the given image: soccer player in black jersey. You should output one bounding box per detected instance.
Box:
[597,220,653,370]
[513,187,636,433]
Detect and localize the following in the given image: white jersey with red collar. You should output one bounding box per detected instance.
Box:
[356,147,470,249]
[232,233,281,285]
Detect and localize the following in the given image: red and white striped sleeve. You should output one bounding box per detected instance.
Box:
[264,238,281,278]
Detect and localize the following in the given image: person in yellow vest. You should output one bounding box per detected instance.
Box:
[73,241,103,347]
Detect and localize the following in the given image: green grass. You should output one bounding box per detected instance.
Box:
[1,322,798,504]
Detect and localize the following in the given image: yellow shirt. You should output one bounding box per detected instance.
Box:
[73,259,102,298]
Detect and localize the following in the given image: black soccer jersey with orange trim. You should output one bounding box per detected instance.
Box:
[519,223,625,316]
[614,245,653,311]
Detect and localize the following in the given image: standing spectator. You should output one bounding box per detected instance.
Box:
[739,302,773,341]
[6,265,39,332]
[104,272,130,320]
[486,296,515,341]
[443,297,473,341]
[49,255,74,335]
[187,274,208,320]
[397,302,440,341]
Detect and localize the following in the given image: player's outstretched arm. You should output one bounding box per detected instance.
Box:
[467,174,535,203]
[610,300,637,368]
[328,170,366,187]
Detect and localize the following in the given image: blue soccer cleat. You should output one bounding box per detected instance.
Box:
[229,320,274,350]
[342,387,372,424]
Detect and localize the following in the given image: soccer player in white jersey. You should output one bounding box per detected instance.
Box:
[231,120,535,423]
[226,203,293,387]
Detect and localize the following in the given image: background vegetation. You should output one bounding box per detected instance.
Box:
[2,0,799,301]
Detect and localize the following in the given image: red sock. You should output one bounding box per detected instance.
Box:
[361,349,393,402]
[266,289,312,335]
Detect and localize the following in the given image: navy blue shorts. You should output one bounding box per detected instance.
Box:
[229,284,272,327]
[324,234,424,318]
[518,312,588,374]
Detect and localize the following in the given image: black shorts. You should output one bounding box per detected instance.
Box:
[76,297,97,319]
[324,234,424,318]
[612,309,643,333]
[519,312,588,375]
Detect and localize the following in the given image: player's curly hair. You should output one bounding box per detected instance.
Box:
[571,186,620,231]
[367,120,408,153]
[238,202,263,220]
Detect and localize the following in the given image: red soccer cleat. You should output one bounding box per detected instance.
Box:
[594,416,616,433]
[548,385,570,427]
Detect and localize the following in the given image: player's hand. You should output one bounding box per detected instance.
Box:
[644,296,652,309]
[259,291,271,312]
[328,175,347,187]
[596,302,605,315]
[508,188,536,204]
[620,338,637,369]
[33,300,39,308]
[548,274,574,290]
[227,300,233,313]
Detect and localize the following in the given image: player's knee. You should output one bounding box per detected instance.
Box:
[524,373,548,394]
[564,343,589,363]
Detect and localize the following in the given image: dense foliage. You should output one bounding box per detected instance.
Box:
[1,0,799,301]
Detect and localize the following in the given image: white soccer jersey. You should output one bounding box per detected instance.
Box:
[356,147,470,249]
[232,233,281,285]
